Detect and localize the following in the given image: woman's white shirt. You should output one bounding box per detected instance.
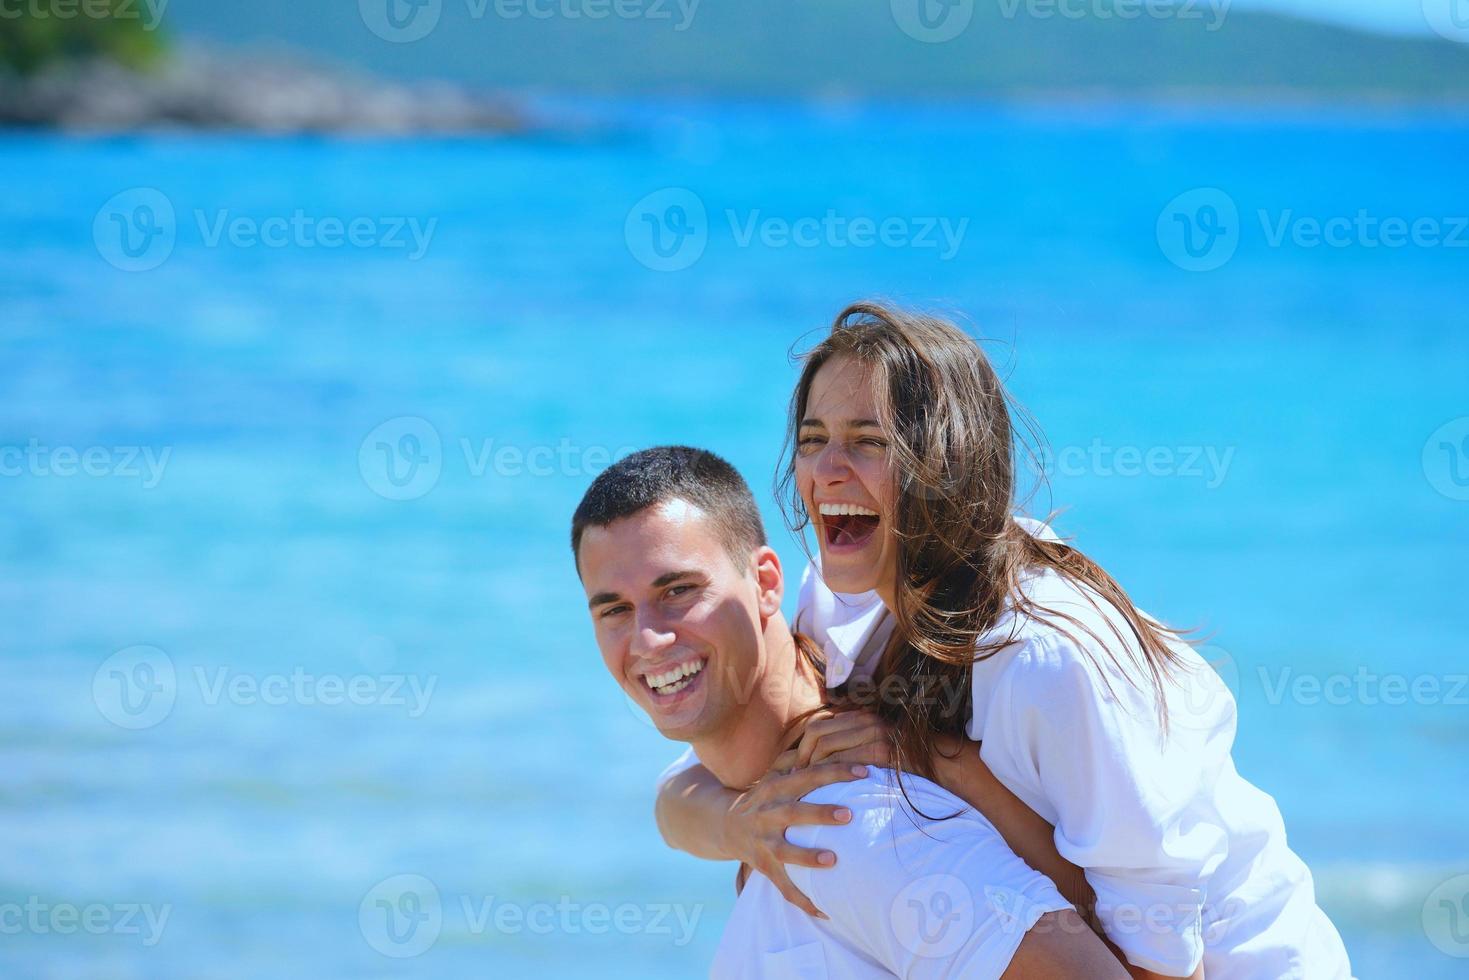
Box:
[791,528,1354,979]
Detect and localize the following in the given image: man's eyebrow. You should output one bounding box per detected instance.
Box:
[651,570,701,588]
[588,571,702,609]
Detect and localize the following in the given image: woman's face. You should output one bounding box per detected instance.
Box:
[794,355,899,603]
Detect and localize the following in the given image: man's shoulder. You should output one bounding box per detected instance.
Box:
[792,770,973,848]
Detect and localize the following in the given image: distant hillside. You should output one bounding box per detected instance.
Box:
[160,0,1469,101]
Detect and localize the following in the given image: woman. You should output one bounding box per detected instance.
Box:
[656,302,1353,979]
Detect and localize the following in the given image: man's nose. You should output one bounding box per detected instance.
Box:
[629,611,676,660]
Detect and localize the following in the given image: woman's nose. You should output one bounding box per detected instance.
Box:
[813,442,850,484]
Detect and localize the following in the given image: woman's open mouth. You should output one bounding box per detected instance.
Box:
[818,502,881,552]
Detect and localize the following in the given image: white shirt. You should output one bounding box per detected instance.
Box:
[710,770,1070,980]
[788,522,1355,980]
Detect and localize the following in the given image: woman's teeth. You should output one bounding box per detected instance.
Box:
[818,503,879,517]
[646,659,705,696]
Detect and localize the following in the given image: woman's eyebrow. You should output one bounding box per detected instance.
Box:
[800,417,882,433]
[800,417,881,428]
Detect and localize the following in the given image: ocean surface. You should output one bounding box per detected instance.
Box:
[2,101,1466,978]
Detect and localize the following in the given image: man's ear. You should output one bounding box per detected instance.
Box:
[751,545,783,621]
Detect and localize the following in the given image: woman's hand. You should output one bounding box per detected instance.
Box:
[723,760,870,918]
[775,708,893,771]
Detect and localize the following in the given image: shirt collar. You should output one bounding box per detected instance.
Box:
[806,516,1061,692]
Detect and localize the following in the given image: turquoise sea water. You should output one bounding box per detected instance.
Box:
[2,102,1467,978]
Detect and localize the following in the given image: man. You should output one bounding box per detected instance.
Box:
[572,445,1125,978]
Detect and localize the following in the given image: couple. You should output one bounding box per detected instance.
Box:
[572,303,1354,978]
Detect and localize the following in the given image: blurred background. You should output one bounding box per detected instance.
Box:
[3,1,1467,977]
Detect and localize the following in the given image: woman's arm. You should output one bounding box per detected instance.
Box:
[985,641,1222,978]
[654,758,868,918]
[794,723,1201,978]
[928,736,1097,920]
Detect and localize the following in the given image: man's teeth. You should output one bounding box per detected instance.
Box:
[818,503,879,517]
[647,659,705,695]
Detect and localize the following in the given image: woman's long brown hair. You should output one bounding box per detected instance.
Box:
[778,301,1190,783]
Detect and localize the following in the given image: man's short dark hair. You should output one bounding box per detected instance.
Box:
[571,446,768,571]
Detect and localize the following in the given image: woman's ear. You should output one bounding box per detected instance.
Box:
[751,546,784,621]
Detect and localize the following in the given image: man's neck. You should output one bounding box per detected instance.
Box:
[690,619,825,790]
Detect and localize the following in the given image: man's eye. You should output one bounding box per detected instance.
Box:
[667,585,695,599]
[599,605,630,619]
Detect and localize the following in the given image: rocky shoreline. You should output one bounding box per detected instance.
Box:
[0,48,529,135]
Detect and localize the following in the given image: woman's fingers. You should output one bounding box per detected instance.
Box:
[772,800,854,830]
[770,747,801,774]
[795,711,882,768]
[774,763,869,799]
[761,865,826,920]
[773,839,839,869]
[819,742,892,769]
[806,722,889,766]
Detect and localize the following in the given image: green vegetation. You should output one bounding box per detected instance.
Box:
[0,3,164,76]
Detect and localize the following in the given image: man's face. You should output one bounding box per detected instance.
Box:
[579,498,778,742]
